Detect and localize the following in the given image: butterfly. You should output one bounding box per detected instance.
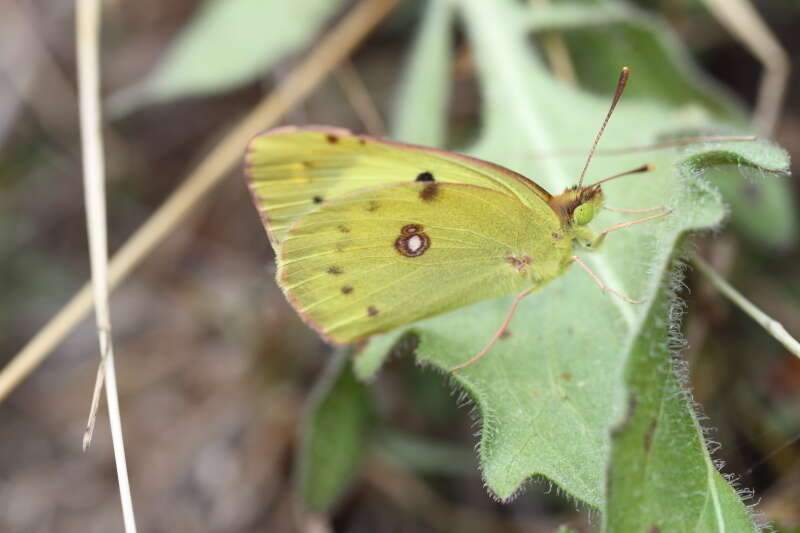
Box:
[245,68,670,371]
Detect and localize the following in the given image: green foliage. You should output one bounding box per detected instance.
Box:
[604,280,758,532]
[706,166,797,249]
[391,0,453,146]
[297,351,373,512]
[277,0,794,523]
[375,429,476,477]
[525,0,797,249]
[683,141,796,248]
[527,1,743,118]
[348,0,791,522]
[108,0,344,113]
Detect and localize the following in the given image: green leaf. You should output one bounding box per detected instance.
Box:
[527,1,743,120]
[705,165,797,249]
[682,139,795,248]
[391,0,453,146]
[297,350,374,512]
[525,0,797,248]
[108,0,345,113]
[604,278,757,532]
[376,429,476,477]
[353,0,788,517]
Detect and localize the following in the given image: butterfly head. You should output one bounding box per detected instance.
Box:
[552,162,653,228]
[572,187,605,226]
[549,186,604,227]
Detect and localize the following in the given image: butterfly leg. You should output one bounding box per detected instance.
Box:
[448,286,538,373]
[570,255,642,304]
[590,208,672,249]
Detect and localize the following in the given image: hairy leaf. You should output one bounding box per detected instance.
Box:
[530,0,797,248]
[604,279,758,532]
[353,0,789,519]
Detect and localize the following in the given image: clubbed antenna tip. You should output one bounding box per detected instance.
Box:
[577,67,630,187]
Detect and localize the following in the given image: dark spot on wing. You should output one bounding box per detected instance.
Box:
[506,254,533,274]
[326,266,342,275]
[561,372,572,381]
[419,183,439,202]
[643,417,658,452]
[313,195,324,204]
[326,134,339,144]
[415,171,435,182]
[367,200,380,212]
[301,161,312,168]
[499,330,511,339]
[358,138,366,145]
[341,285,353,295]
[395,224,430,257]
[367,306,379,317]
[337,225,350,233]
[552,232,562,241]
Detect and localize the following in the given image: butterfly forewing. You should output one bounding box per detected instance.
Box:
[277,182,565,344]
[246,126,552,246]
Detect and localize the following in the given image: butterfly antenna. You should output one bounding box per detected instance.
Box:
[577,67,630,187]
[587,163,653,189]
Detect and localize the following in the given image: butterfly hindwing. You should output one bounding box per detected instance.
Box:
[246,126,552,246]
[277,182,565,344]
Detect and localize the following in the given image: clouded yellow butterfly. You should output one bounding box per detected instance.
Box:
[245,67,670,371]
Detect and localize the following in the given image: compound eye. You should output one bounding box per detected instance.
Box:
[573,203,594,226]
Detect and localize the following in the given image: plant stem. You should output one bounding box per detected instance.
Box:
[692,255,800,359]
[76,0,137,530]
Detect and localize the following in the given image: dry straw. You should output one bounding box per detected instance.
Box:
[0,0,401,402]
[76,0,137,529]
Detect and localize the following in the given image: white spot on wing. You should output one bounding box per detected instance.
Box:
[408,235,422,252]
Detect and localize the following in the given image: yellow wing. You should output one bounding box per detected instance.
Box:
[245,125,552,246]
[277,182,565,344]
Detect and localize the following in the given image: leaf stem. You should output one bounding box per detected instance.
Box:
[692,255,800,359]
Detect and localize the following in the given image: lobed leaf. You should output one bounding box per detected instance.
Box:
[352,0,790,521]
[536,0,797,249]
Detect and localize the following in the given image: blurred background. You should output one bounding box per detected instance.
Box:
[0,0,798,531]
